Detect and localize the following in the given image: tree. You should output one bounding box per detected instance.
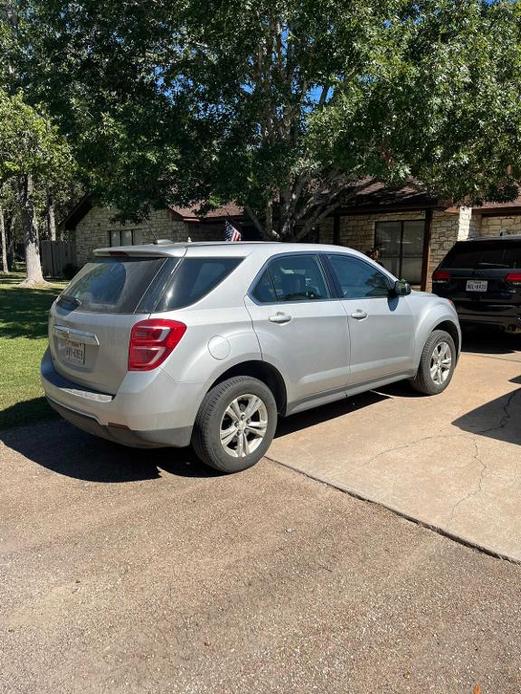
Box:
[0,199,7,273]
[314,0,521,207]
[0,89,74,284]
[22,0,521,239]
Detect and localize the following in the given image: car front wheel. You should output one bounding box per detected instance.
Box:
[410,329,456,395]
[192,376,278,473]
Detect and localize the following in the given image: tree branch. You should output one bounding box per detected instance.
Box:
[296,196,342,241]
[244,204,264,237]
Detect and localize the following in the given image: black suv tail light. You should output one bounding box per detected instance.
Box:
[505,272,521,287]
[433,270,450,283]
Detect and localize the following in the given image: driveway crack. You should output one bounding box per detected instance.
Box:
[473,388,519,435]
[363,432,467,467]
[448,439,488,521]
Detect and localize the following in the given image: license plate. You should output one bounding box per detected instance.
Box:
[466,280,488,292]
[61,339,85,365]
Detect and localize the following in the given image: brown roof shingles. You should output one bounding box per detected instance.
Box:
[170,202,243,222]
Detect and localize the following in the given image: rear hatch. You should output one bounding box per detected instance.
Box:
[433,239,521,320]
[48,248,183,394]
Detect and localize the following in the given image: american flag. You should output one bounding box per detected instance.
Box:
[224,220,242,242]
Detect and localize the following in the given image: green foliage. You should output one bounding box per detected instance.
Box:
[314,0,521,205]
[0,88,74,188]
[12,0,521,238]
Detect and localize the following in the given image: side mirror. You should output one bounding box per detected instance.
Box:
[392,279,411,296]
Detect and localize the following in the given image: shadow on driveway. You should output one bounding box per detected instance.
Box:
[461,327,521,357]
[275,390,389,437]
[452,379,521,447]
[2,391,391,483]
[0,420,221,483]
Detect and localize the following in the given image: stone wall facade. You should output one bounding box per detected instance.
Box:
[427,210,462,283]
[316,206,521,290]
[478,214,521,238]
[73,206,217,266]
[319,210,451,289]
[74,203,521,290]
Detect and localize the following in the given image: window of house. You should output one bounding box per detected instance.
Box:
[109,229,144,247]
[374,220,425,284]
[327,254,391,299]
[252,254,330,303]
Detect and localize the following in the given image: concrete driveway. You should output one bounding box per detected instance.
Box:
[2,420,521,693]
[269,333,521,562]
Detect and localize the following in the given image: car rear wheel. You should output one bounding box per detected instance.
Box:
[192,376,278,473]
[410,329,456,395]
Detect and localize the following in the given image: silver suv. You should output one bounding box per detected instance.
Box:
[41,242,461,472]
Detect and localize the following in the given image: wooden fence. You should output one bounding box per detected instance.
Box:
[40,240,77,278]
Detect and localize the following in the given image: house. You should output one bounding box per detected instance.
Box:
[63,198,251,268]
[62,183,521,290]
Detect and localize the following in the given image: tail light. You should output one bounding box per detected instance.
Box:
[505,272,521,287]
[433,269,450,283]
[128,319,186,371]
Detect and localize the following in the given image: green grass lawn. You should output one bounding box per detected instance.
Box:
[0,272,67,430]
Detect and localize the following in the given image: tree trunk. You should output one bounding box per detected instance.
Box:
[19,174,46,286]
[7,217,15,269]
[0,206,8,274]
[265,199,273,240]
[47,193,56,241]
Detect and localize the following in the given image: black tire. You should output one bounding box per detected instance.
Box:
[192,376,278,473]
[410,329,456,395]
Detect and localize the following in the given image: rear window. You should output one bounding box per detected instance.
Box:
[442,241,521,269]
[58,257,167,314]
[152,257,243,312]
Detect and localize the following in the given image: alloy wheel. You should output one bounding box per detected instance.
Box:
[219,394,269,458]
[430,341,452,386]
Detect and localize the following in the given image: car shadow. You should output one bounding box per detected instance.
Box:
[0,420,221,483]
[452,376,521,446]
[275,389,389,437]
[2,390,394,482]
[461,327,521,356]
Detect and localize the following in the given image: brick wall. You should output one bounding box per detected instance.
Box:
[335,211,426,252]
[427,210,461,283]
[319,209,464,290]
[318,217,334,244]
[74,207,217,266]
[479,215,521,237]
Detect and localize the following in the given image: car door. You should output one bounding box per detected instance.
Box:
[325,253,415,387]
[244,253,350,405]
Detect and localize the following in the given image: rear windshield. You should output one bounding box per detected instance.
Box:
[151,257,243,312]
[442,240,521,269]
[58,256,167,314]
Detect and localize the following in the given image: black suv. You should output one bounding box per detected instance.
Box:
[432,236,521,333]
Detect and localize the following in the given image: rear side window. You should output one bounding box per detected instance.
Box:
[252,254,330,303]
[154,257,243,311]
[442,241,521,269]
[58,257,166,314]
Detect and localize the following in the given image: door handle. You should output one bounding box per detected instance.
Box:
[269,312,292,324]
[351,309,368,320]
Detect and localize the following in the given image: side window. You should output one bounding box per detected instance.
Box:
[327,254,391,299]
[253,254,330,303]
[155,257,243,311]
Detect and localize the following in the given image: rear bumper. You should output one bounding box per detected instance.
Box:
[46,398,192,448]
[434,287,521,331]
[457,311,521,331]
[41,349,198,448]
